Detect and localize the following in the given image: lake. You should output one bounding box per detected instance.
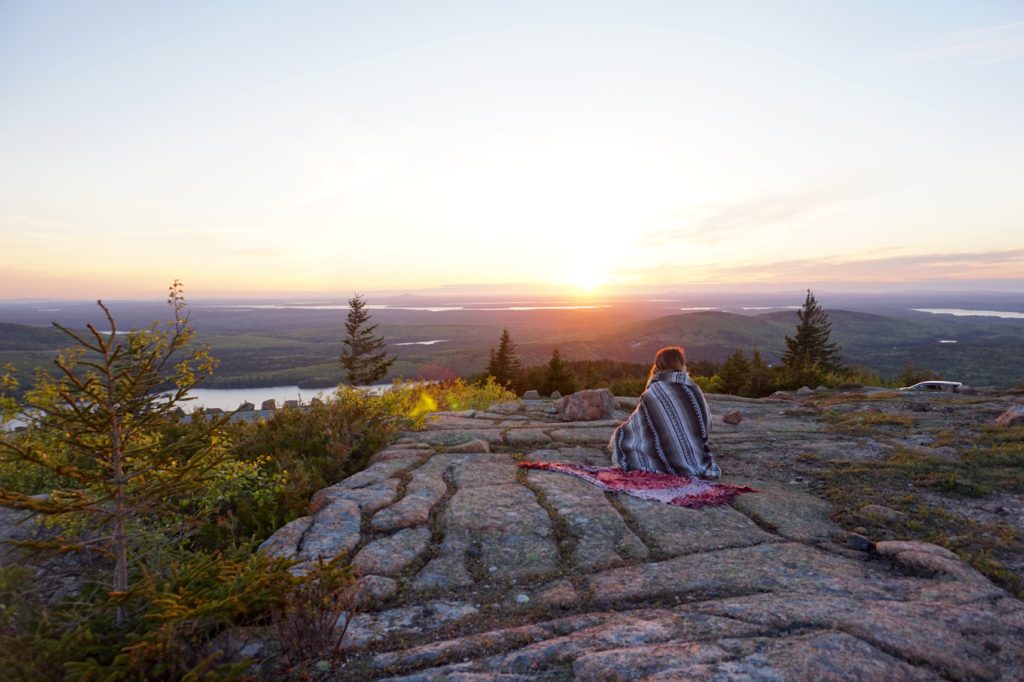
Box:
[175,383,401,412]
[175,386,326,412]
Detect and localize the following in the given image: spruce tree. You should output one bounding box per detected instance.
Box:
[717,349,751,396]
[486,329,521,388]
[340,294,395,385]
[542,348,576,396]
[0,281,227,626]
[781,290,845,374]
[743,349,774,397]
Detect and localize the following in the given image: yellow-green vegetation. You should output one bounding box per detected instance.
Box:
[811,425,1024,597]
[400,376,518,413]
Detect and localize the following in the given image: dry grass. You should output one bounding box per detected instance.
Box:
[808,425,1024,597]
[823,410,915,435]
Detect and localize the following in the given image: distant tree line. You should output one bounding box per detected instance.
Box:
[482,290,903,397]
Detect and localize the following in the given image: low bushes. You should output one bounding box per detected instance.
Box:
[0,375,515,678]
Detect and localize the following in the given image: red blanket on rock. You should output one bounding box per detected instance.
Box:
[518,461,757,509]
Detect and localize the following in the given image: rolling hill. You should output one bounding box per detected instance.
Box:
[536,309,1024,387]
[1,306,1022,393]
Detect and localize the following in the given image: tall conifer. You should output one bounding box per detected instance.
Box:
[340,294,395,385]
[486,329,521,388]
[781,290,845,373]
[542,348,576,395]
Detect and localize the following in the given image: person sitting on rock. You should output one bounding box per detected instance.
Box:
[610,345,720,479]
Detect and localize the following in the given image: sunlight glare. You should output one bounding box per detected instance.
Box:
[561,263,607,293]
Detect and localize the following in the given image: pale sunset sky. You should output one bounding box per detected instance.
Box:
[1,1,1023,299]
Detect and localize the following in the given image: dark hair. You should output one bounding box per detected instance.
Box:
[648,346,687,381]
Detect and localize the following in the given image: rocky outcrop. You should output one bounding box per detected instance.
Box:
[250,390,1024,680]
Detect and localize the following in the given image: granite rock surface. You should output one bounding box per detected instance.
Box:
[250,390,1024,680]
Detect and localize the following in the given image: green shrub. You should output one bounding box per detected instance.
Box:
[0,549,353,681]
[0,291,390,677]
[68,551,299,681]
[222,387,414,542]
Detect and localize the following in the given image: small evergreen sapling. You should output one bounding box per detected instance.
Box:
[340,294,395,385]
[0,281,227,626]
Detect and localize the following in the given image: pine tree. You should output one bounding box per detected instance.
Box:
[340,294,395,385]
[781,290,845,374]
[717,349,751,396]
[0,281,227,626]
[542,348,576,396]
[743,349,774,397]
[486,329,521,388]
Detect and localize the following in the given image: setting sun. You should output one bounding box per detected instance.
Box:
[561,264,608,293]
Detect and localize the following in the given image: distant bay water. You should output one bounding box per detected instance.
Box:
[199,303,611,312]
[913,308,1024,319]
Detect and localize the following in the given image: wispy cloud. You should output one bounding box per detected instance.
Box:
[616,248,1024,285]
[900,21,1024,64]
[638,184,872,247]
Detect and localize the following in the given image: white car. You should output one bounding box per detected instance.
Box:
[898,380,962,393]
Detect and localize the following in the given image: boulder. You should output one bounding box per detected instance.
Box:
[261,399,277,411]
[796,386,815,396]
[550,390,562,399]
[238,401,255,411]
[722,410,743,425]
[875,540,987,582]
[557,388,616,422]
[523,390,541,400]
[283,399,299,409]
[995,404,1024,427]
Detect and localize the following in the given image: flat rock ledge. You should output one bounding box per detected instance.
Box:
[251,393,1024,680]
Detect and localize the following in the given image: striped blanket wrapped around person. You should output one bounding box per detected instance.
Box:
[611,370,721,480]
